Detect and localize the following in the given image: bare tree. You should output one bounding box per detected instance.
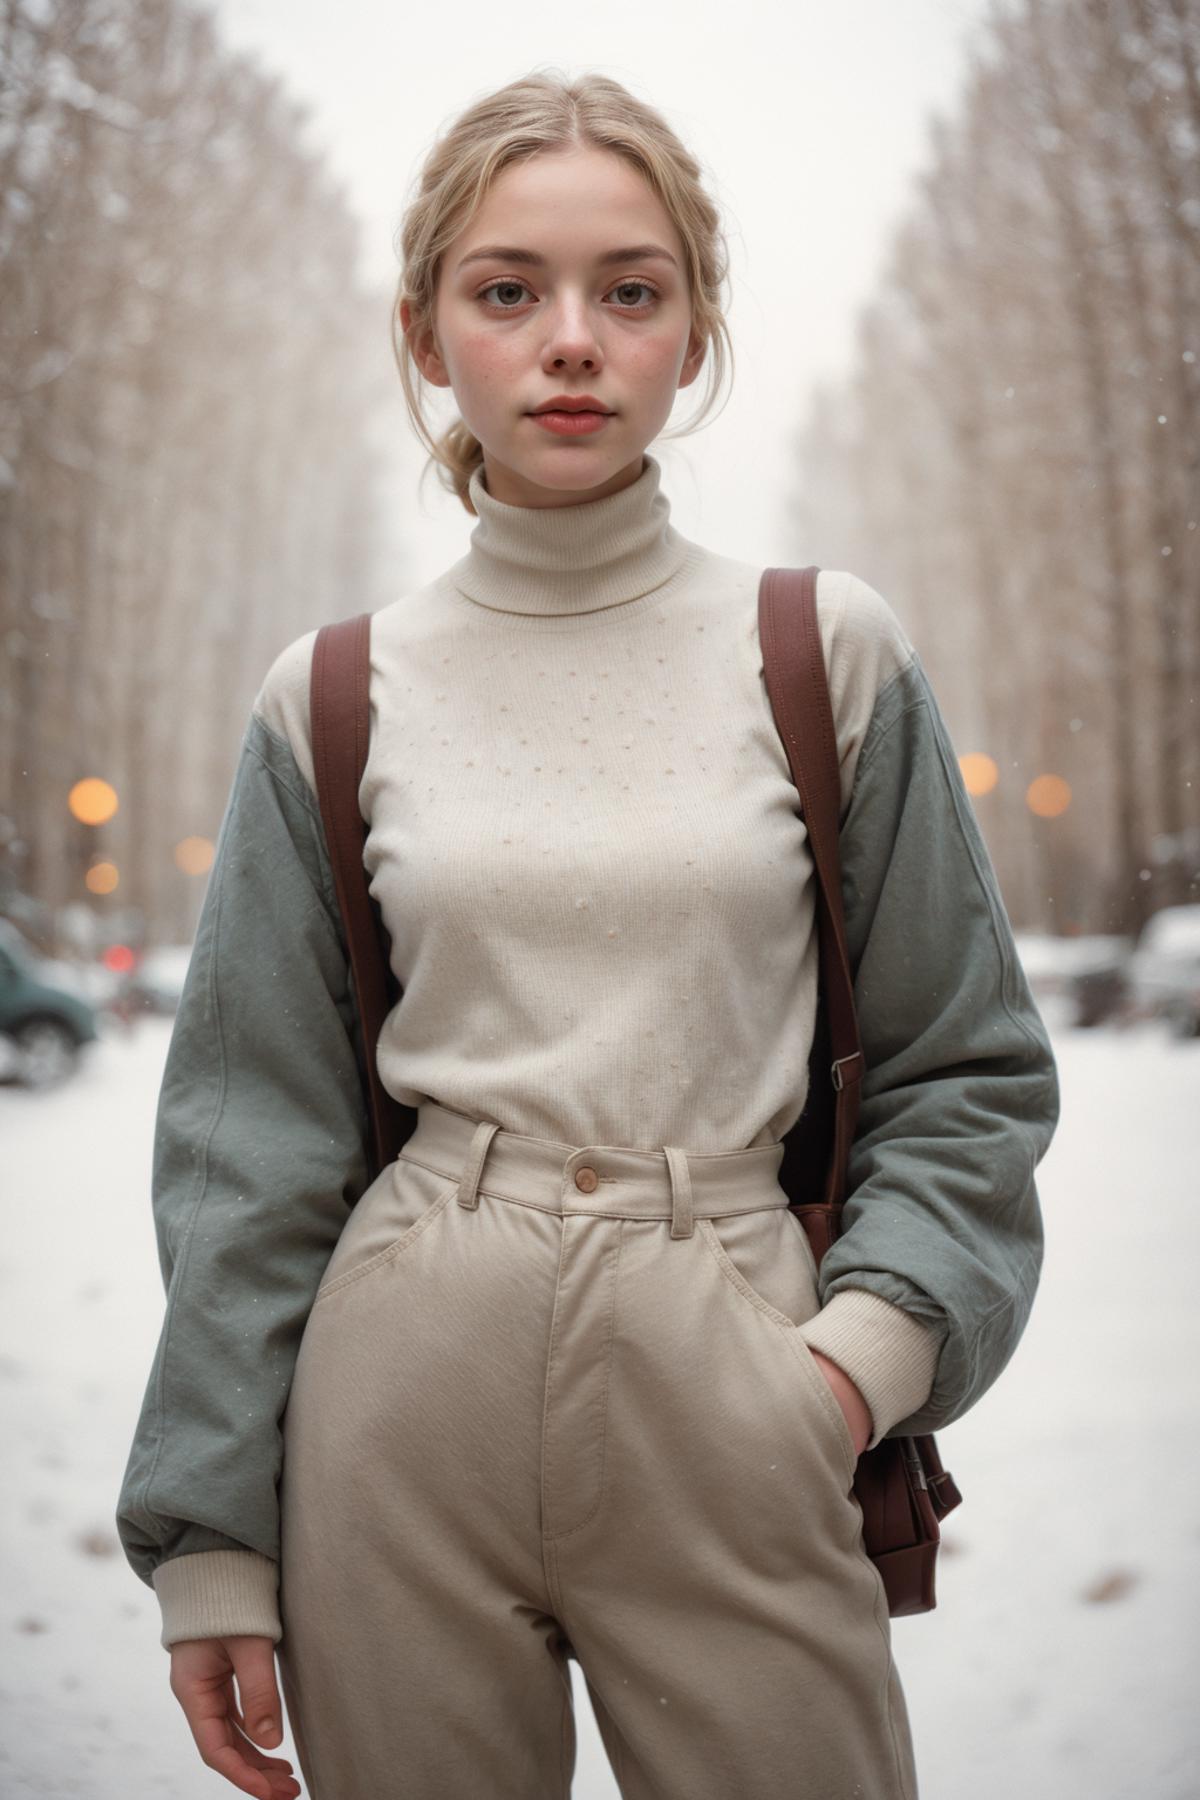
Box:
[790,0,1200,935]
[1,0,397,944]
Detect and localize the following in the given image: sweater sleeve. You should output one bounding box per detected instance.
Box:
[795,577,1061,1449]
[114,697,372,1651]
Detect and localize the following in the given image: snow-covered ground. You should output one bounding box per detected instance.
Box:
[1,1011,1197,1799]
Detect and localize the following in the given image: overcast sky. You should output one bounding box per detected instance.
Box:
[210,0,994,588]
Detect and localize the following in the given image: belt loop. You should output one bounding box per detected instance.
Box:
[457,1119,501,1210]
[663,1144,694,1239]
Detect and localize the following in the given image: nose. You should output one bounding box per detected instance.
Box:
[542,294,603,370]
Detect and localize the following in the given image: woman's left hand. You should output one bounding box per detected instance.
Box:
[808,1350,872,1459]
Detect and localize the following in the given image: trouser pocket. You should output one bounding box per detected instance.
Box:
[312,1154,461,1303]
[698,1204,859,1476]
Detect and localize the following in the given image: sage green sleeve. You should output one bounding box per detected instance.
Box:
[798,652,1060,1441]
[114,710,371,1649]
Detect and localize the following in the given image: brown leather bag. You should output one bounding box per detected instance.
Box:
[309,565,962,1616]
[757,567,962,1614]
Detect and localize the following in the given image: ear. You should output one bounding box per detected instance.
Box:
[678,321,709,391]
[400,298,452,389]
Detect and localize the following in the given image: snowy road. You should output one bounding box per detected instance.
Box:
[1,1013,1197,1799]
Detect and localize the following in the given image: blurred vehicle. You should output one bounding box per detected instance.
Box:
[1125,904,1200,1038]
[1013,930,1134,1028]
[34,949,128,1015]
[0,919,100,1088]
[129,943,194,1017]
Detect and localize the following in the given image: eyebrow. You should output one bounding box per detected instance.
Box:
[455,243,679,273]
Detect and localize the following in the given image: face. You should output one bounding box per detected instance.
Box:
[401,145,708,508]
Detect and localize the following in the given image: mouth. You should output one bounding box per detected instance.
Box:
[527,406,615,436]
[528,399,615,417]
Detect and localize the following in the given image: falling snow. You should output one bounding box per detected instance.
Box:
[0,1014,1195,1798]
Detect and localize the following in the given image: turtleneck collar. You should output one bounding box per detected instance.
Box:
[448,451,689,617]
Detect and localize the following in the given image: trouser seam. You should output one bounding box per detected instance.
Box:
[873,1571,916,1800]
[559,1626,573,1800]
[542,1220,623,1549]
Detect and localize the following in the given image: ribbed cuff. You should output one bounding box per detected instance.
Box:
[797,1288,943,1450]
[153,1550,281,1652]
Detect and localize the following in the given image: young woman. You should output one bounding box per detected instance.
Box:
[117,69,1060,1800]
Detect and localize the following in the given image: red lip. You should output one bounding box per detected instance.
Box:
[529,395,614,414]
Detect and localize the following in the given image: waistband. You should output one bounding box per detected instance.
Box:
[397,1099,788,1240]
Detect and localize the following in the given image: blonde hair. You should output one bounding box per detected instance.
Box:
[391,68,735,515]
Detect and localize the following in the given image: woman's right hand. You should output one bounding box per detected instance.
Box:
[169,1635,301,1799]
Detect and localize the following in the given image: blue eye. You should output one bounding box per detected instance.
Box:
[475,277,660,312]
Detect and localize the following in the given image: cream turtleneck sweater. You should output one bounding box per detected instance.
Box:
[254,450,942,1443]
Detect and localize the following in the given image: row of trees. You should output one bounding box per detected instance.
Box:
[4,0,1195,946]
[1,0,397,942]
[791,0,1199,934]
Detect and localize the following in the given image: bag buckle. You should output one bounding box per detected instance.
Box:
[830,1052,863,1091]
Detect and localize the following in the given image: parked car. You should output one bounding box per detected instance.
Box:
[33,949,130,1017]
[128,943,194,1017]
[0,919,100,1088]
[1125,904,1200,1038]
[1013,931,1134,1028]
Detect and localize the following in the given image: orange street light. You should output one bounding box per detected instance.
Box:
[960,753,999,797]
[68,778,118,826]
[85,860,119,895]
[1026,774,1071,818]
[174,836,215,877]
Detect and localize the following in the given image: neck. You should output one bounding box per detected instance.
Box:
[448,451,689,617]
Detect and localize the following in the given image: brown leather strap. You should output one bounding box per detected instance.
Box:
[758,566,864,1211]
[310,611,408,1178]
[309,591,958,1612]
[311,575,862,1208]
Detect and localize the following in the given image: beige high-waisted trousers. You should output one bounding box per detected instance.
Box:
[276,1099,920,1799]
